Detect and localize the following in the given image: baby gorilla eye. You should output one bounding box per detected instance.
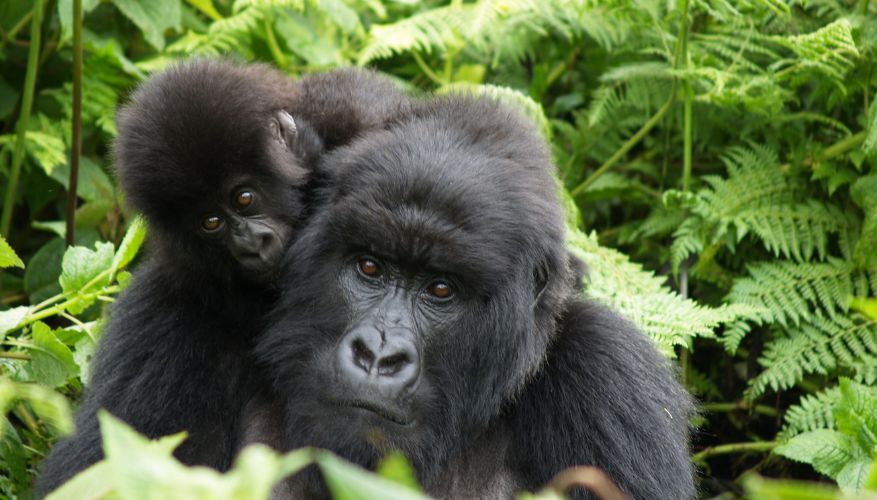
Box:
[426,280,452,299]
[235,190,254,208]
[201,215,223,232]
[357,257,381,278]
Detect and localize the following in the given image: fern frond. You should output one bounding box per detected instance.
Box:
[746,315,877,400]
[567,229,754,355]
[779,386,841,440]
[727,259,877,328]
[359,0,648,64]
[167,0,305,55]
[771,19,859,81]
[676,144,854,263]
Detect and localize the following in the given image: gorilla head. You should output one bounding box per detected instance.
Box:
[114,60,321,283]
[257,95,579,486]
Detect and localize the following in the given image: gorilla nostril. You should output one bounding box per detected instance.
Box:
[377,352,410,376]
[351,338,375,373]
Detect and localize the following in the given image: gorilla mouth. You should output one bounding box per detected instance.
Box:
[338,400,412,426]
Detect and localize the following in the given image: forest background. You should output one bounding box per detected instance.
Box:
[0,0,876,498]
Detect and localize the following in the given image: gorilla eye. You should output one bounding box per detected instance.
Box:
[357,258,381,278]
[426,280,452,300]
[201,215,223,232]
[235,190,254,208]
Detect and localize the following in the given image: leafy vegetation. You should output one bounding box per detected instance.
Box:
[0,0,876,497]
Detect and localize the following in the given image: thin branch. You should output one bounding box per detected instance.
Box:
[570,96,675,198]
[0,351,31,360]
[691,441,779,463]
[1,0,46,237]
[66,0,83,246]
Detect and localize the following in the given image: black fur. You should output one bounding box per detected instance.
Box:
[36,60,410,496]
[254,95,695,499]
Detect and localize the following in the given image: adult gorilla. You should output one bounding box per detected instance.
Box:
[254,96,694,499]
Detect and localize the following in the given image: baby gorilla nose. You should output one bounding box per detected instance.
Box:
[229,220,285,276]
[339,325,420,396]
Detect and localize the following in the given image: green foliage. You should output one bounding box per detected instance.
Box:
[775,379,877,492]
[0,0,876,496]
[48,412,425,500]
[568,228,752,355]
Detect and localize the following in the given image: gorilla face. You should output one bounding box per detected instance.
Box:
[258,97,573,487]
[114,61,319,285]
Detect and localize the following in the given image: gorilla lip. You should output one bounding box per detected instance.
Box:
[335,399,412,426]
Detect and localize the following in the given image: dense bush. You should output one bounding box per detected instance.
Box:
[0,0,876,498]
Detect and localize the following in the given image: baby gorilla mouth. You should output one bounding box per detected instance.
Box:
[339,399,412,426]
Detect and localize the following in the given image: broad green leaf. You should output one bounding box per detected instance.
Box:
[836,458,873,492]
[111,0,182,51]
[109,216,147,279]
[743,473,843,499]
[185,0,222,21]
[0,418,27,486]
[0,234,23,269]
[314,0,360,34]
[376,451,423,491]
[73,336,97,385]
[24,238,66,304]
[0,306,28,338]
[56,0,100,43]
[59,241,114,313]
[24,233,99,304]
[317,451,429,500]
[775,429,861,480]
[850,297,877,320]
[11,377,73,434]
[28,322,79,388]
[92,411,314,499]
[833,378,877,454]
[45,462,113,500]
[49,156,115,203]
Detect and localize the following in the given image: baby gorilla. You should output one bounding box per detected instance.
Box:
[254,96,695,499]
[36,60,410,496]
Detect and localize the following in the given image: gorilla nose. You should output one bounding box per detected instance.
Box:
[338,327,419,394]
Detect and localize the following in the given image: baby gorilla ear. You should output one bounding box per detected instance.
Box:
[271,110,298,145]
[271,110,324,169]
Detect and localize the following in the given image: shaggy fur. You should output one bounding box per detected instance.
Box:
[36,60,410,496]
[253,95,695,499]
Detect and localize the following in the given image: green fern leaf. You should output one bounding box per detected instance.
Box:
[780,386,841,441]
[727,259,877,328]
[567,229,753,355]
[746,316,877,399]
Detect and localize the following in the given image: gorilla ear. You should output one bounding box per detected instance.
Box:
[533,263,550,306]
[271,110,298,147]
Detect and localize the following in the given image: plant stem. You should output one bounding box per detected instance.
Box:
[816,131,866,163]
[0,351,30,360]
[570,96,675,197]
[263,13,287,69]
[701,402,779,417]
[692,441,779,463]
[66,0,83,246]
[0,9,34,51]
[1,0,45,238]
[412,51,445,86]
[676,0,693,383]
